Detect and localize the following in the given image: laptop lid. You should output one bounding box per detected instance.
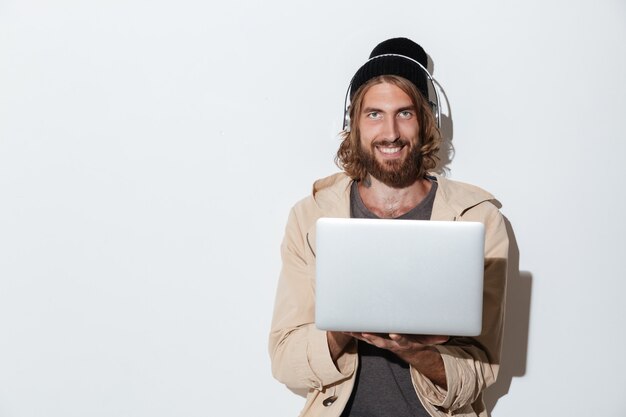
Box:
[315,217,485,336]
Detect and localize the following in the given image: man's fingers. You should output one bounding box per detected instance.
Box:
[348,332,392,349]
[388,333,410,347]
[346,332,449,351]
[410,334,450,345]
[388,333,450,346]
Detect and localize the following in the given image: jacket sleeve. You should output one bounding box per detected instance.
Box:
[410,202,509,413]
[268,205,357,391]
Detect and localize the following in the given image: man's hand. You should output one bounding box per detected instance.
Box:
[346,332,449,389]
[347,333,449,348]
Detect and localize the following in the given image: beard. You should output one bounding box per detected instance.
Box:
[357,139,423,189]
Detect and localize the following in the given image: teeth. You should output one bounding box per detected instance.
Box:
[378,147,401,154]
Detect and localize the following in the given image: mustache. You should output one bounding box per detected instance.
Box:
[372,139,410,147]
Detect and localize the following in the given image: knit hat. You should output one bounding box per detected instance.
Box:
[349,37,430,100]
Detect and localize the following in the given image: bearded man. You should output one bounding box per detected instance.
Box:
[269,37,509,417]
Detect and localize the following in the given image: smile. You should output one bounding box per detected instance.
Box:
[377,145,404,155]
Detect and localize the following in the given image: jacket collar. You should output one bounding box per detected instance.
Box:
[311,172,500,220]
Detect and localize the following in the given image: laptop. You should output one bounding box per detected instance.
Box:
[315,217,485,336]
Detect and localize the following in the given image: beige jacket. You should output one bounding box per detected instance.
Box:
[269,173,508,417]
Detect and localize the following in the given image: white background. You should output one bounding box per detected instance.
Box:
[1,1,625,416]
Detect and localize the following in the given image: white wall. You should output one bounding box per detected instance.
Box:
[1,1,625,416]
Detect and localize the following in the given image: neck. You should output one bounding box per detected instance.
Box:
[358,175,432,219]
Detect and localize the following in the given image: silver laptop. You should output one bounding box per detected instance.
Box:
[315,217,485,336]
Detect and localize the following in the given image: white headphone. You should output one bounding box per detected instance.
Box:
[342,53,442,132]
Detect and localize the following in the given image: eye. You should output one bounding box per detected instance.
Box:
[398,110,413,119]
[366,111,382,120]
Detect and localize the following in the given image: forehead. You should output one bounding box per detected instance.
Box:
[361,82,413,108]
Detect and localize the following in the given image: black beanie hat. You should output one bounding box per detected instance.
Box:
[350,37,430,100]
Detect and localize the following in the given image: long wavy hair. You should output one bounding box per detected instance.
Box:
[335,75,441,181]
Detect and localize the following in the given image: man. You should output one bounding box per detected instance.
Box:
[269,37,508,417]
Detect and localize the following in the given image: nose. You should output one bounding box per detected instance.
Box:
[381,116,400,142]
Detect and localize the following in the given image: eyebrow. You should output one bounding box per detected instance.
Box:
[361,105,416,113]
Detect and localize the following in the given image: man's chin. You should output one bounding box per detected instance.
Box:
[369,171,420,189]
[375,154,407,166]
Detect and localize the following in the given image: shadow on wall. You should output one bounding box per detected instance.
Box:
[483,218,532,415]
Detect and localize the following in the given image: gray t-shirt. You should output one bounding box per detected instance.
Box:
[340,179,438,417]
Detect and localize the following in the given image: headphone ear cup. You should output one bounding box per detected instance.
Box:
[343,110,351,132]
[342,84,353,132]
